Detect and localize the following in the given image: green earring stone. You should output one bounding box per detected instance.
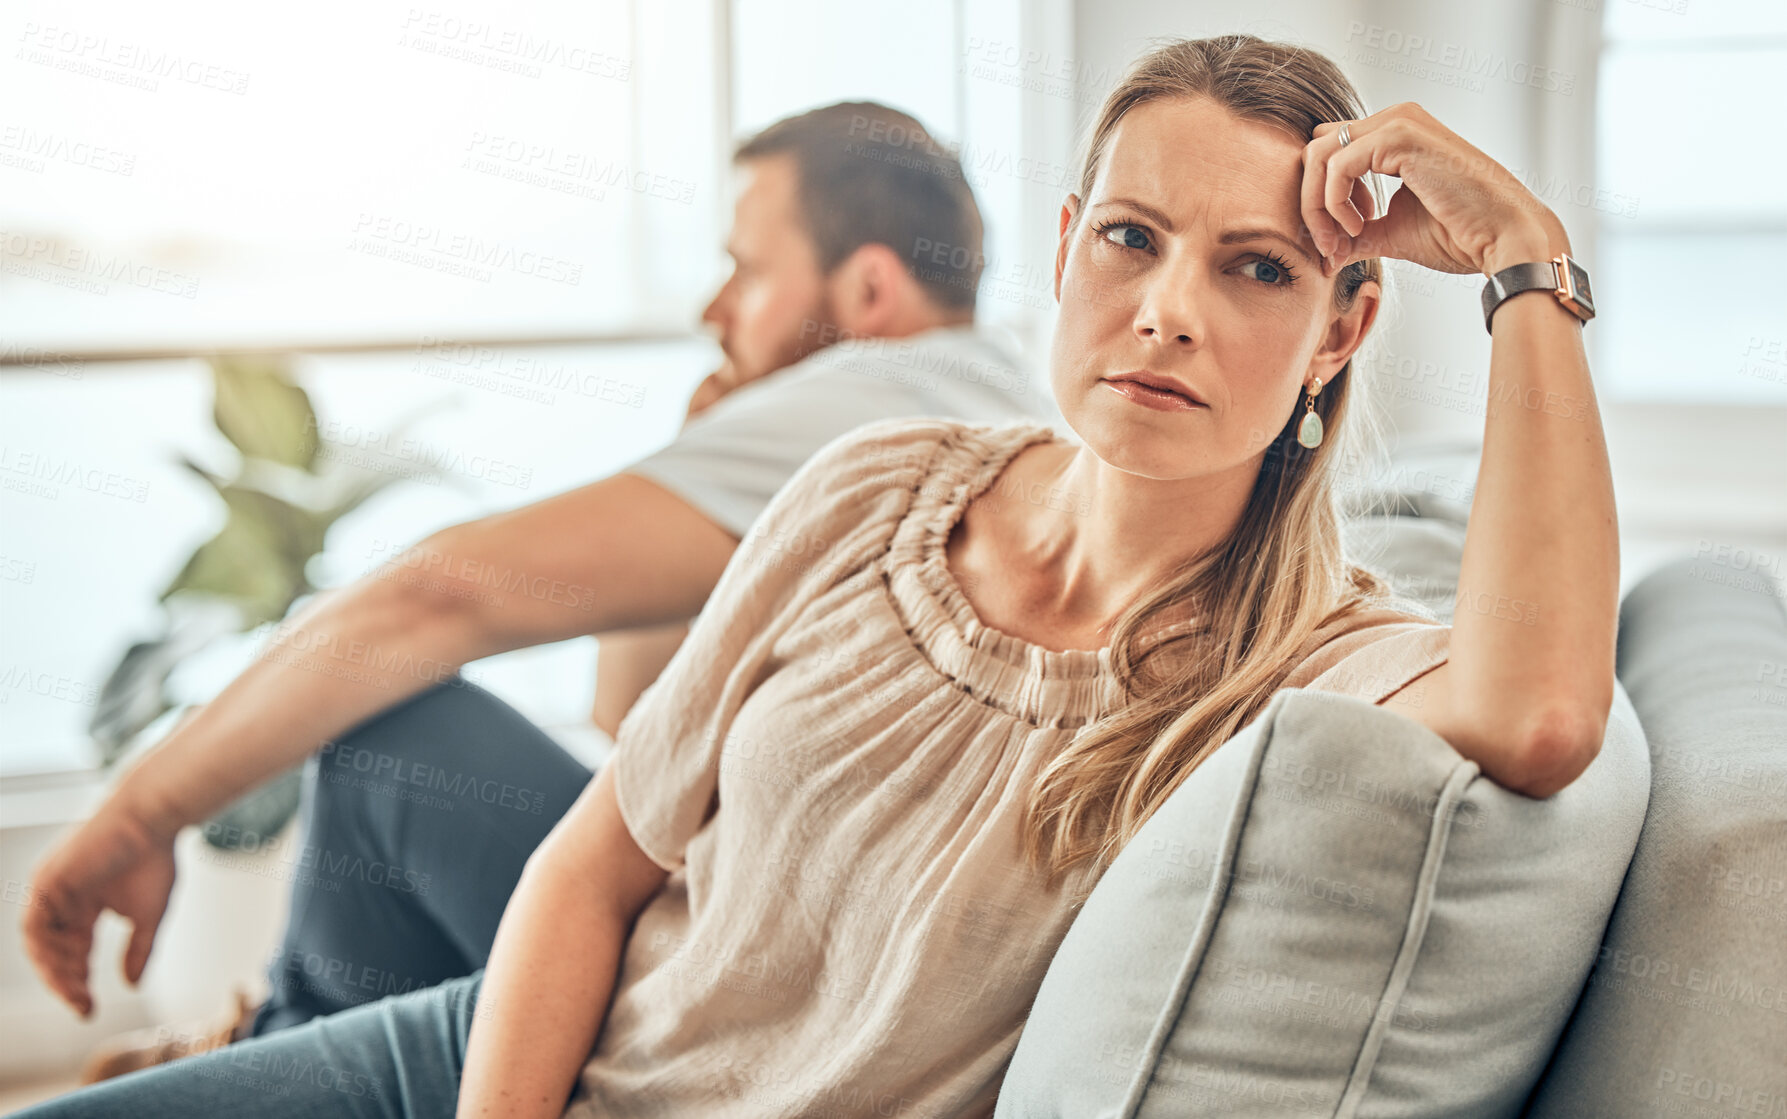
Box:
[1297,409,1324,448]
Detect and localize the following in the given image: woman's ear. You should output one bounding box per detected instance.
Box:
[1313,275,1382,379]
[1054,194,1081,303]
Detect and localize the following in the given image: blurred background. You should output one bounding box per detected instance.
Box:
[2,0,1784,1100]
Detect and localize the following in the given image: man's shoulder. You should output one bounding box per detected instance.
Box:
[759,324,1051,423]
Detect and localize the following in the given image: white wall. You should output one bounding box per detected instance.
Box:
[1067,0,1786,583]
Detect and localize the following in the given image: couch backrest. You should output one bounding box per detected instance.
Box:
[1523,555,1787,1115]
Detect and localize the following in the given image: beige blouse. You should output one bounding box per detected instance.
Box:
[566,417,1453,1117]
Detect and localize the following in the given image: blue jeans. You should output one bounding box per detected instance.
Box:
[19,677,596,1116]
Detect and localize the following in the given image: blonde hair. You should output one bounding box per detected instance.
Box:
[1022,33,1403,889]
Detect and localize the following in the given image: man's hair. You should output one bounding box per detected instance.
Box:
[735,101,984,312]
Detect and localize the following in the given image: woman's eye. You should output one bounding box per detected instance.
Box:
[1100,223,1151,251]
[1242,257,1296,286]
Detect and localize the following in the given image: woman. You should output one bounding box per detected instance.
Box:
[19,32,1617,1118]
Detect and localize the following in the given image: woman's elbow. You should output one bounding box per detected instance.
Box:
[1507,701,1611,799]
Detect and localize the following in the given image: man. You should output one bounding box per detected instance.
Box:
[22,100,1057,1081]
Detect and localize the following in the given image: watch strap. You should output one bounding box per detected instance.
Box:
[1481,253,1595,333]
[1481,261,1560,334]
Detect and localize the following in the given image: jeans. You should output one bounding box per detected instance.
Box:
[18,677,596,1117]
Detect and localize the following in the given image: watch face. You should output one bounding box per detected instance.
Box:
[1562,256,1594,315]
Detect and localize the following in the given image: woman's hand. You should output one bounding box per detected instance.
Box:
[22,802,178,1018]
[1300,101,1567,278]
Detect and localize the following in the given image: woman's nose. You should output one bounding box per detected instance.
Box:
[1133,269,1202,345]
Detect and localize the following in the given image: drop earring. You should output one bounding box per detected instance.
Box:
[1296,376,1324,449]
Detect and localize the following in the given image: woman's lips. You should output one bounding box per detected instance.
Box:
[1101,378,1206,413]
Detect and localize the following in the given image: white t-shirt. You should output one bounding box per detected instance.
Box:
[624,323,1060,539]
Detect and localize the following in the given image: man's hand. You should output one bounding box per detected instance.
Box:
[685,360,743,422]
[22,801,179,1018]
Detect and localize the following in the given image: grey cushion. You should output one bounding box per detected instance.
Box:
[1342,478,1475,625]
[997,488,1650,1117]
[995,684,1649,1118]
[1523,557,1787,1116]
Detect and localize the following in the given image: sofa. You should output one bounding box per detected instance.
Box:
[994,486,1787,1117]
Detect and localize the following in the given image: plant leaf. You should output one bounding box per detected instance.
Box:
[87,603,240,766]
[161,485,313,625]
[177,454,228,491]
[87,638,179,766]
[211,355,319,470]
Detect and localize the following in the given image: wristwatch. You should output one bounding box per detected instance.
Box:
[1480,252,1594,334]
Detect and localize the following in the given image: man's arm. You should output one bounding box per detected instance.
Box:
[118,470,738,842]
[586,362,738,738]
[590,623,693,738]
[25,470,739,1018]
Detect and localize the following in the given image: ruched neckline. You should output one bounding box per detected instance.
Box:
[880,421,1200,729]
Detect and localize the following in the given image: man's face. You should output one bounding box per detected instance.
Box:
[1051,96,1370,480]
[701,155,838,387]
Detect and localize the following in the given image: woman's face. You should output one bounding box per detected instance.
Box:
[1050,95,1377,481]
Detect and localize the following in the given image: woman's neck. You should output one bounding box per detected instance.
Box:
[985,438,1255,632]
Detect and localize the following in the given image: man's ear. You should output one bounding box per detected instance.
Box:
[1313,275,1381,381]
[828,243,913,335]
[1054,194,1080,303]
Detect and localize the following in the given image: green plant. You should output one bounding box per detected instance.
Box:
[89,354,442,848]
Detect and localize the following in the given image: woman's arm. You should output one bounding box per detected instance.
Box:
[1446,221,1618,794]
[1374,246,1618,797]
[457,764,670,1119]
[1308,103,1619,796]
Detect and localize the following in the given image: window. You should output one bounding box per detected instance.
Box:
[729,0,1071,360]
[1,0,1074,777]
[2,0,723,355]
[1592,0,1787,403]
